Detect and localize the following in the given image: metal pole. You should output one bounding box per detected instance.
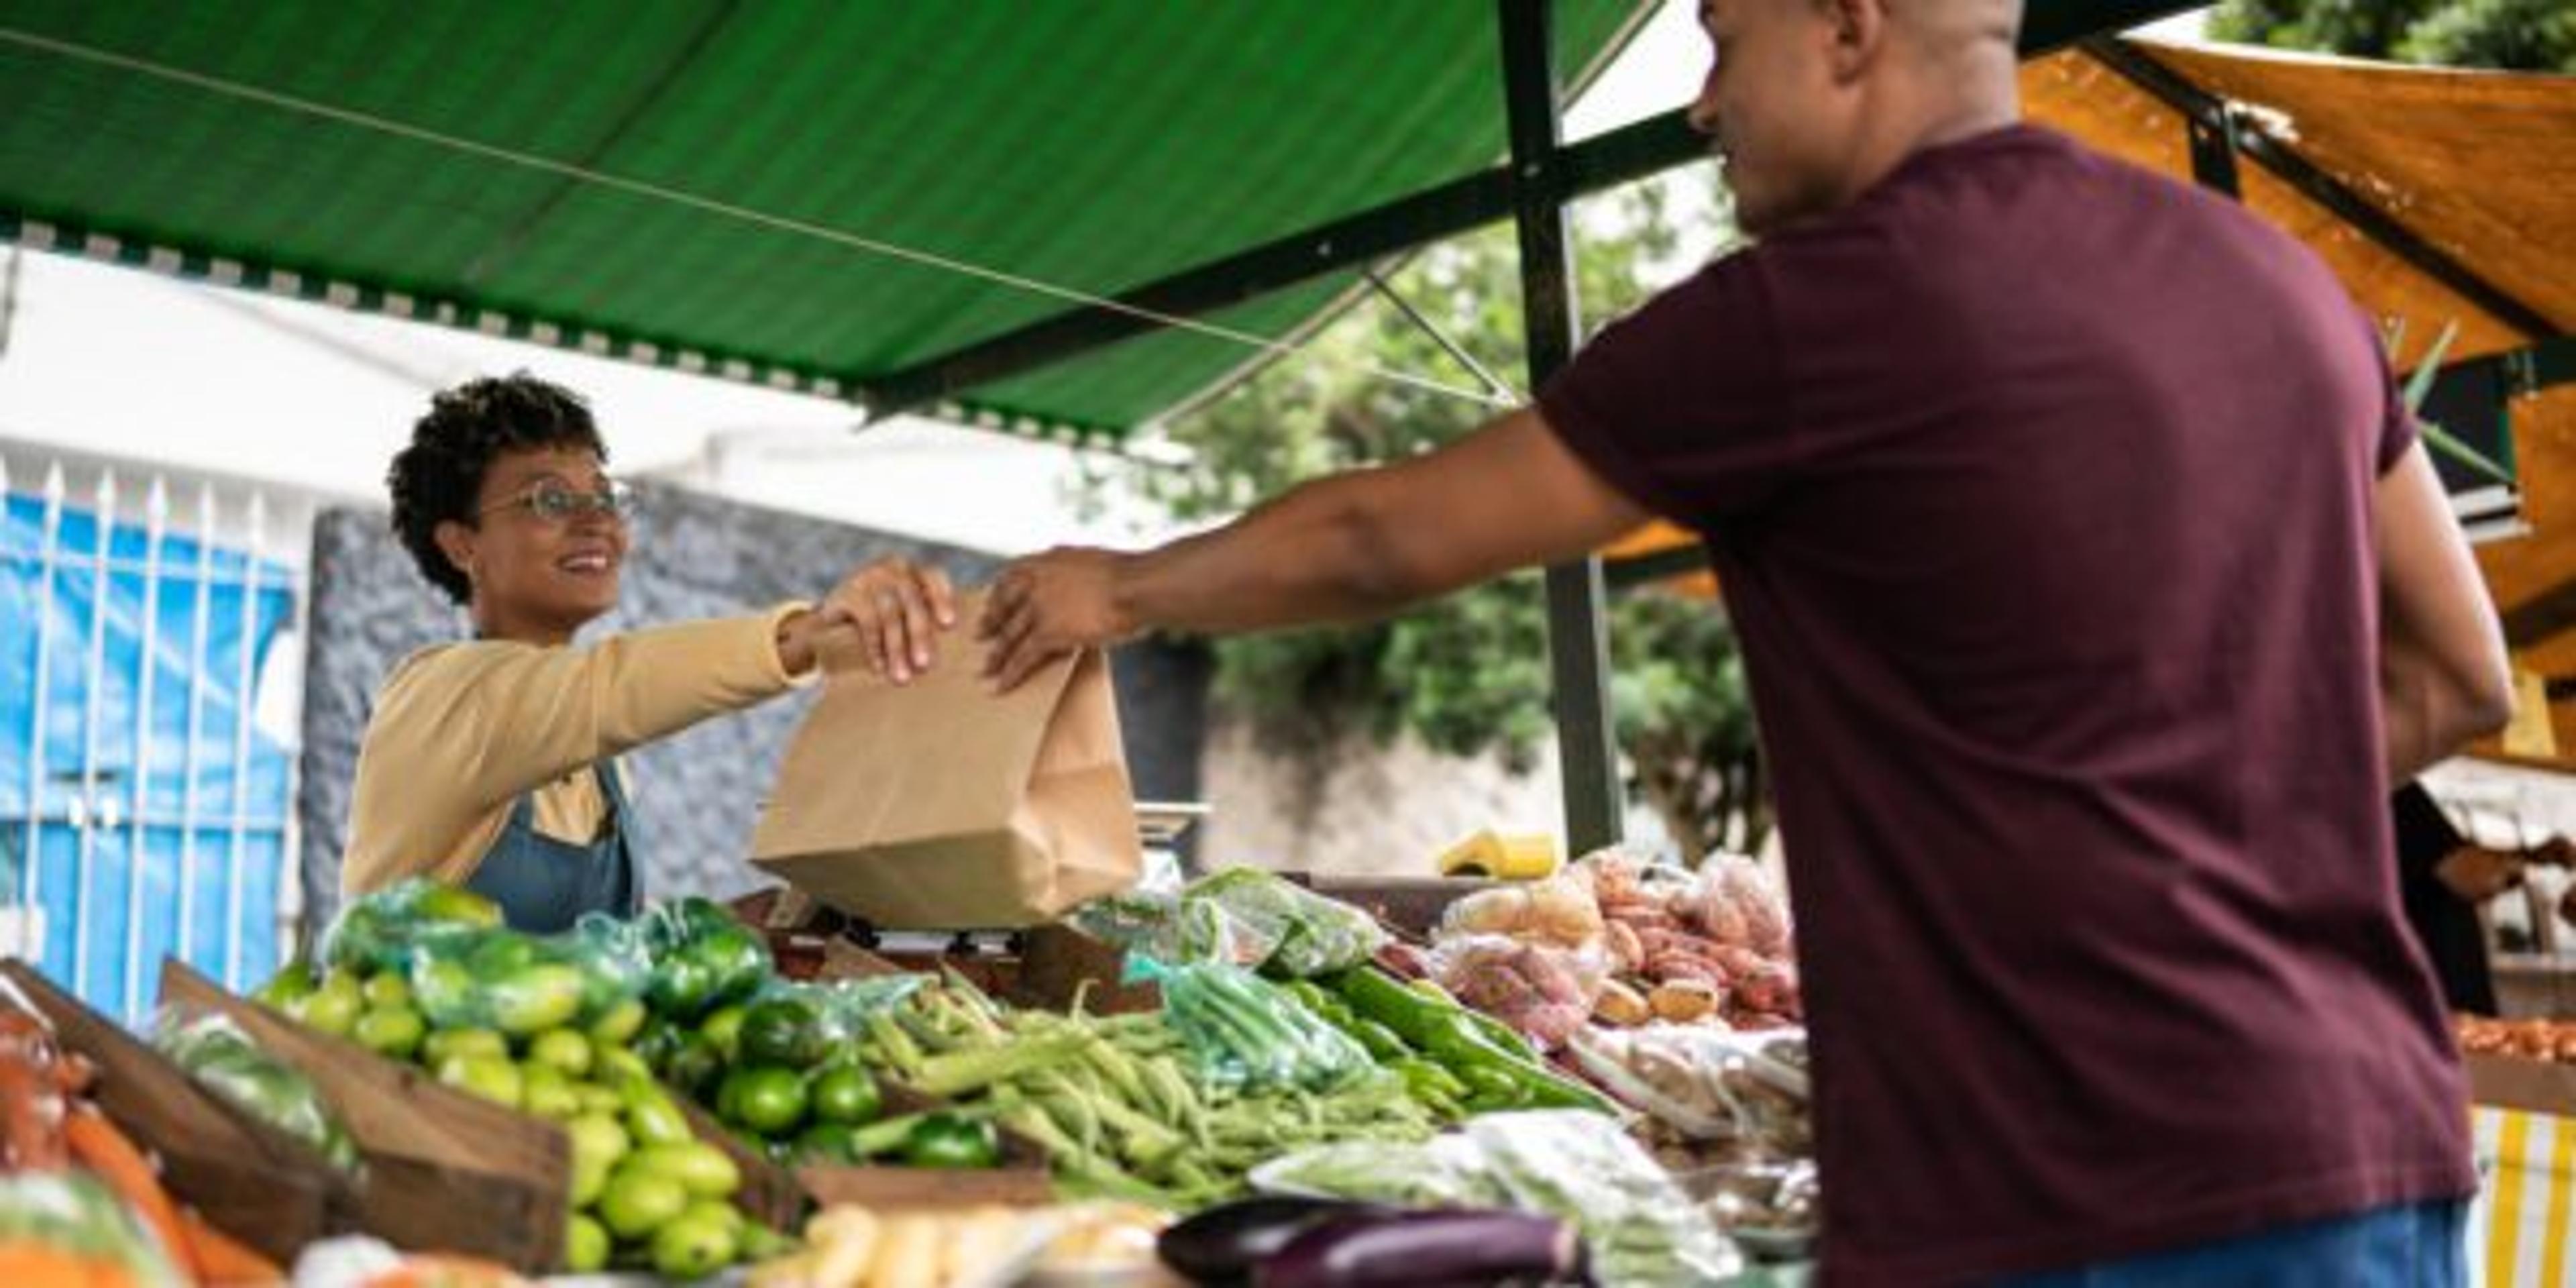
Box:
[21,464,63,970]
[223,492,266,990]
[176,484,213,974]
[1499,0,1622,855]
[72,470,115,1002]
[121,478,167,1024]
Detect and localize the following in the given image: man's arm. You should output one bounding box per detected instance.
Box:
[2378,441,2512,780]
[978,409,1650,688]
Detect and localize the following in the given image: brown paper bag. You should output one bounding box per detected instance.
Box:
[749,590,1141,928]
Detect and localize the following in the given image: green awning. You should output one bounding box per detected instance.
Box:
[0,2,1654,441]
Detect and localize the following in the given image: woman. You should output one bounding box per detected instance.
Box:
[343,374,953,930]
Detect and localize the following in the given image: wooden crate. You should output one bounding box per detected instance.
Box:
[159,960,572,1273]
[1,961,340,1264]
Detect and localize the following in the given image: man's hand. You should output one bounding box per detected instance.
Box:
[978,547,1138,692]
[2435,847,2524,903]
[810,557,958,684]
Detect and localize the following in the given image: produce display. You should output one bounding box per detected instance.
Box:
[0,1005,283,1287]
[2457,1014,2576,1063]
[258,884,778,1279]
[1252,1110,1744,1287]
[15,848,1857,1285]
[1435,851,1803,1042]
[840,971,1441,1207]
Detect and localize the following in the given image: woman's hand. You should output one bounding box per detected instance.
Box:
[803,557,959,683]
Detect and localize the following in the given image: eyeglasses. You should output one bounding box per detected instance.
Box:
[476,478,635,524]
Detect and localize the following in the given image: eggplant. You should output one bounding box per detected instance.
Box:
[1254,1210,1588,1287]
[1159,1196,1395,1285]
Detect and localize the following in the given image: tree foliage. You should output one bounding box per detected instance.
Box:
[1102,180,1765,859]
[2211,0,2576,71]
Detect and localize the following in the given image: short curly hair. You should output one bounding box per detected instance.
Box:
[387,374,607,605]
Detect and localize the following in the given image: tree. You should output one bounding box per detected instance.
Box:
[2211,0,2576,71]
[1098,179,1766,861]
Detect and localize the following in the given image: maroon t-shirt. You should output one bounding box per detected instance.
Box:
[1540,125,2472,1285]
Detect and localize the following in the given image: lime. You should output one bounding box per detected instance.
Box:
[423,1026,508,1067]
[413,883,504,929]
[570,1152,609,1208]
[564,1213,610,1274]
[696,1006,747,1065]
[678,1198,743,1234]
[630,1142,741,1199]
[626,1091,694,1149]
[488,964,586,1037]
[362,971,413,1010]
[253,963,317,1010]
[595,1045,653,1089]
[807,1065,881,1126]
[435,1054,524,1110]
[597,1167,688,1241]
[650,1210,738,1280]
[588,998,648,1049]
[575,1083,625,1116]
[521,1063,583,1120]
[297,974,364,1037]
[729,1067,808,1138]
[527,1029,594,1079]
[568,1112,631,1174]
[352,1006,425,1060]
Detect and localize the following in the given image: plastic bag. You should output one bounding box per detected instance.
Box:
[1467,1110,1743,1287]
[154,1010,363,1177]
[1678,855,1793,957]
[1427,934,1609,1051]
[1152,961,1375,1091]
[1188,867,1388,977]
[1567,1026,1811,1154]
[741,973,924,1052]
[1436,874,1605,949]
[0,1170,189,1288]
[407,924,644,1036]
[1073,890,1275,971]
[1076,868,1387,978]
[317,878,504,977]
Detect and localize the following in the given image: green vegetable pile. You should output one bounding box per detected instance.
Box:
[254,884,784,1278]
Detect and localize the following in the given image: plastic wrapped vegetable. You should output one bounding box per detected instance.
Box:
[1436,875,1605,949]
[641,898,775,1022]
[1156,963,1375,1091]
[1568,1026,1811,1155]
[1189,868,1387,978]
[1426,934,1605,1051]
[317,878,503,977]
[1466,1110,1742,1287]
[154,1011,362,1177]
[1678,855,1794,957]
[0,1171,189,1288]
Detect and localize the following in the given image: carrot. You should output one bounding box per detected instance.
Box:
[60,1108,186,1268]
[174,1208,283,1286]
[0,1244,133,1288]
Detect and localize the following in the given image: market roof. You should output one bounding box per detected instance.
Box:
[0,1,1656,441]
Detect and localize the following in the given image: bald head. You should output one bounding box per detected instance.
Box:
[1690,0,2026,235]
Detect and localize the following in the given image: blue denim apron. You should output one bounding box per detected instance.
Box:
[463,760,641,933]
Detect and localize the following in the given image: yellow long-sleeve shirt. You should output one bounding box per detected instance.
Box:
[341,604,809,896]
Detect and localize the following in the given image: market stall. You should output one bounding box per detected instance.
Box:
[1,847,1820,1285]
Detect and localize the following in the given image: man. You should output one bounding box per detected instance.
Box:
[977,1,2511,1282]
